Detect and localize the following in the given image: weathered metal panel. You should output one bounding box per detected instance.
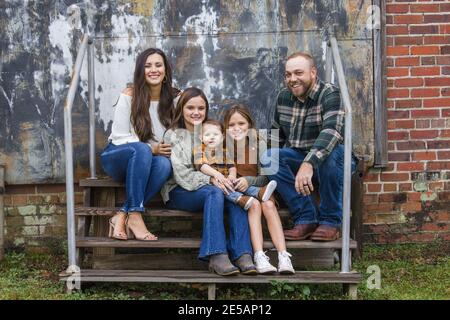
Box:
[0,0,374,184]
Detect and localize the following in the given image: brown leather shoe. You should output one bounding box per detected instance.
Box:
[310,225,340,241]
[283,223,318,240]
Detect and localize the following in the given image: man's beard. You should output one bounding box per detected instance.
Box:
[288,78,313,99]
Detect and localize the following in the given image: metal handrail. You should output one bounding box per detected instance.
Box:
[325,42,333,83]
[63,34,89,272]
[329,36,353,273]
[87,39,97,179]
[0,165,5,261]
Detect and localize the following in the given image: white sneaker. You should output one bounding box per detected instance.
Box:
[244,196,255,210]
[260,180,277,202]
[254,251,277,274]
[278,251,295,274]
[237,195,255,211]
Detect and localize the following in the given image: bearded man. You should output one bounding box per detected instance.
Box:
[262,51,356,241]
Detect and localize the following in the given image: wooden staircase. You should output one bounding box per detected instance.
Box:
[59,160,364,300]
[58,30,364,300]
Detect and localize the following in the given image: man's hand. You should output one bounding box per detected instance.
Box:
[295,162,314,196]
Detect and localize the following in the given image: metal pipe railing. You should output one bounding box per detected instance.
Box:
[373,0,388,167]
[325,42,333,83]
[0,164,5,261]
[87,39,97,179]
[64,34,89,272]
[329,36,353,273]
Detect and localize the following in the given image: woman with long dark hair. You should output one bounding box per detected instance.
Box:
[160,87,255,276]
[101,48,179,241]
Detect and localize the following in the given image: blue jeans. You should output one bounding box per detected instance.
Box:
[261,145,356,227]
[166,185,253,261]
[226,186,260,203]
[100,142,172,212]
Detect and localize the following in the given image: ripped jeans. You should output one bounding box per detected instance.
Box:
[100,142,172,213]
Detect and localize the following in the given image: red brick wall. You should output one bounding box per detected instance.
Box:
[363,0,450,243]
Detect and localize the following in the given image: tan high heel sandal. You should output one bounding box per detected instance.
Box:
[126,213,158,241]
[108,212,128,240]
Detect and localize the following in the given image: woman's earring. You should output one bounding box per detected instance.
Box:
[163,75,167,83]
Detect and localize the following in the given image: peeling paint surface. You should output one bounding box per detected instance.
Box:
[0,0,374,184]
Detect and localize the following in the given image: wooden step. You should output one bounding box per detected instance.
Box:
[80,178,122,187]
[75,206,291,217]
[76,207,201,217]
[59,269,361,284]
[90,249,336,270]
[76,236,357,249]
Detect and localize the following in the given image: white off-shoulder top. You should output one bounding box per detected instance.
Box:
[108,93,179,148]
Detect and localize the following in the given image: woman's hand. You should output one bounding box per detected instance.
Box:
[153,143,172,157]
[211,176,235,195]
[213,173,235,193]
[226,176,237,188]
[211,177,230,195]
[234,177,249,192]
[213,172,226,182]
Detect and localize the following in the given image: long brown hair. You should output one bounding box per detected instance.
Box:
[130,48,179,142]
[223,104,256,131]
[169,87,209,130]
[223,104,261,162]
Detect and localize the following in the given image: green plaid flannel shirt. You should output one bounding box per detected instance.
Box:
[271,77,345,169]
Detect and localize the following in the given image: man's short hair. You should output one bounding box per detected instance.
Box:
[286,51,316,69]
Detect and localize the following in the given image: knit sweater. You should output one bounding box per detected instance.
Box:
[160,129,211,203]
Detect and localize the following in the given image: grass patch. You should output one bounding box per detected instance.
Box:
[354,240,450,300]
[0,241,448,300]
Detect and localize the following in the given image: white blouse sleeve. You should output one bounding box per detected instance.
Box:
[108,94,140,145]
